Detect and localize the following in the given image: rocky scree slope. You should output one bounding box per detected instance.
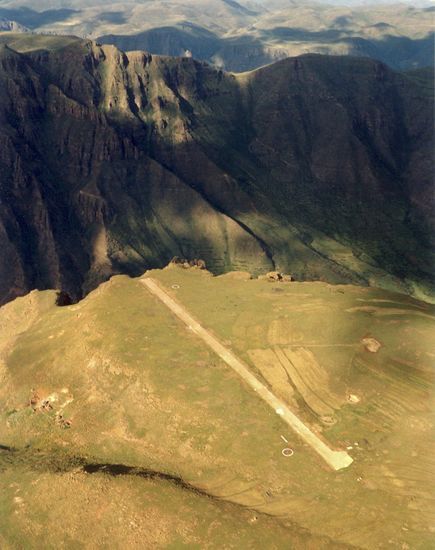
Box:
[0,34,433,304]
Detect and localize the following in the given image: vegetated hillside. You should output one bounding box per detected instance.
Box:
[0,267,434,547]
[0,33,433,305]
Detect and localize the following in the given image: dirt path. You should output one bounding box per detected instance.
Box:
[141,277,353,471]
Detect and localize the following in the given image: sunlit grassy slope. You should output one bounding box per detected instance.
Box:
[0,32,82,51]
[1,268,434,548]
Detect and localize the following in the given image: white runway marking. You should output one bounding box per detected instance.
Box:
[141,277,353,471]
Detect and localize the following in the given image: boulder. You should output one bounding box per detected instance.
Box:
[266,271,283,282]
[362,337,382,353]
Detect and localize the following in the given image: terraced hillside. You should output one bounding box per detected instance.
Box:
[1,266,434,547]
[0,34,433,305]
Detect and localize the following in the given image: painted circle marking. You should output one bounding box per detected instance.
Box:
[282,448,294,457]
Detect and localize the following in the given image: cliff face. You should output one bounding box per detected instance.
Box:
[0,35,433,304]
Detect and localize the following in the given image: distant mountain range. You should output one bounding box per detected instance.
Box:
[0,18,28,32]
[0,1,432,71]
[0,33,433,305]
[98,21,434,72]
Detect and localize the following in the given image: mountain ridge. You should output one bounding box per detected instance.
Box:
[98,25,434,73]
[0,1,432,71]
[0,33,433,305]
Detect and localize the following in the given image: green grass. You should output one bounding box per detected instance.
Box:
[0,270,434,548]
[0,32,83,53]
[0,457,319,550]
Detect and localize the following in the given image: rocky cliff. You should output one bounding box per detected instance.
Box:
[0,33,433,303]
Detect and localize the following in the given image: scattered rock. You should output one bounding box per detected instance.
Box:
[169,257,207,270]
[29,391,54,413]
[40,400,53,412]
[347,393,360,404]
[57,415,72,429]
[259,272,294,283]
[362,337,382,353]
[29,391,40,410]
[267,271,282,282]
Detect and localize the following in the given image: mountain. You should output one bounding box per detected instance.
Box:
[0,18,28,32]
[100,23,223,65]
[0,33,433,306]
[0,1,432,70]
[98,24,434,72]
[0,6,78,29]
[0,0,260,35]
[1,267,434,547]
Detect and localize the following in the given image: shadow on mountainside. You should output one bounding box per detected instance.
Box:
[98,25,434,72]
[0,7,79,29]
[0,39,433,305]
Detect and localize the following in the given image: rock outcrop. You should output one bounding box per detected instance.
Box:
[0,35,433,304]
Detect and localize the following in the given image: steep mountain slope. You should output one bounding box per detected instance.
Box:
[1,268,434,547]
[0,33,433,305]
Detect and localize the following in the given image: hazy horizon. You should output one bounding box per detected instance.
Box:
[0,0,433,9]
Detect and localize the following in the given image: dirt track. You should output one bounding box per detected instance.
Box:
[141,277,353,471]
